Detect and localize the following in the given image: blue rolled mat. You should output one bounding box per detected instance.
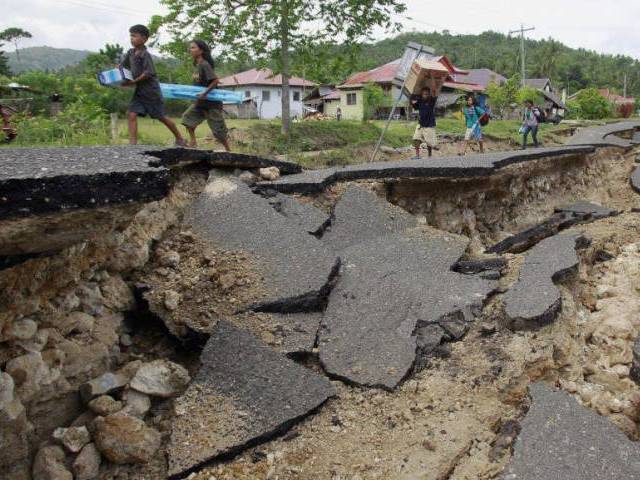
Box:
[160,83,243,104]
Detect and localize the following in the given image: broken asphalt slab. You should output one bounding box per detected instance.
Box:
[566,120,640,148]
[318,233,495,390]
[185,175,338,311]
[264,192,330,236]
[146,148,302,174]
[0,145,170,220]
[322,185,417,251]
[631,166,640,194]
[167,320,335,478]
[487,201,618,255]
[502,383,640,480]
[503,233,585,329]
[255,146,596,194]
[269,311,323,356]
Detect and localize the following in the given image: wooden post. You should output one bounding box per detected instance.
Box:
[110,113,118,143]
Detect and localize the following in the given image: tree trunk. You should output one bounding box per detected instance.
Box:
[280,0,291,137]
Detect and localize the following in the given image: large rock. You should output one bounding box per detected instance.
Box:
[32,445,72,480]
[72,443,101,480]
[0,372,30,473]
[79,372,128,403]
[129,360,190,398]
[167,321,335,478]
[185,176,338,311]
[322,185,416,252]
[318,233,495,390]
[502,384,640,479]
[5,352,56,403]
[88,395,122,416]
[503,233,583,329]
[93,414,161,464]
[52,426,90,453]
[121,389,151,419]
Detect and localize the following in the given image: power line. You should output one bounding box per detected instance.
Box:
[55,0,151,17]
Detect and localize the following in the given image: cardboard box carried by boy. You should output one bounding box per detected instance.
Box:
[97,67,134,87]
[404,59,449,96]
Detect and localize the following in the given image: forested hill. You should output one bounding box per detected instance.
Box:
[298,31,640,97]
[8,47,90,74]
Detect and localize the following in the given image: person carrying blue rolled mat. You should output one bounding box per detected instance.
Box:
[181,40,230,151]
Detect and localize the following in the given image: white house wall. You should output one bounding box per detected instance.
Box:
[222,86,307,119]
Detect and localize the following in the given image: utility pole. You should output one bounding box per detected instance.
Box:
[623,73,628,98]
[509,24,535,87]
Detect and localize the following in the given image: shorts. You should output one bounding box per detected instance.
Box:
[182,104,228,142]
[465,126,482,141]
[128,98,165,120]
[413,126,437,147]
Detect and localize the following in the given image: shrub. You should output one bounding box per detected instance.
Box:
[566,88,612,120]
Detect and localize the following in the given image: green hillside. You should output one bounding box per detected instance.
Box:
[8,46,91,73]
[295,31,640,97]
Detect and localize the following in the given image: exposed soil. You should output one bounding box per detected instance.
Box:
[4,140,640,480]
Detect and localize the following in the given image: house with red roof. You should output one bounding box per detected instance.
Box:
[218,68,316,119]
[334,56,483,120]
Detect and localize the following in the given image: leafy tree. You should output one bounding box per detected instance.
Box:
[152,0,407,135]
[516,86,543,105]
[485,75,520,117]
[567,88,612,120]
[83,44,125,75]
[0,27,32,62]
[532,39,564,79]
[100,44,124,63]
[363,83,387,121]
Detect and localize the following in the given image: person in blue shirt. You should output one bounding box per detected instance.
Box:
[460,95,485,155]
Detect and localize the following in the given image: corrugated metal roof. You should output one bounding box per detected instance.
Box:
[455,69,506,89]
[219,68,316,87]
[524,78,551,90]
[342,59,402,86]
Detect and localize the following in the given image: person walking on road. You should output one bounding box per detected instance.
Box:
[181,39,230,151]
[411,77,440,159]
[460,95,485,155]
[521,100,540,149]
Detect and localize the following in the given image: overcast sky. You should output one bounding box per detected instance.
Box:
[3,0,640,60]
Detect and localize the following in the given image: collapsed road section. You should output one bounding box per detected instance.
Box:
[1,120,640,480]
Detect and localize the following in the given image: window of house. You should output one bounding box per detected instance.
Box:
[293,91,301,102]
[244,90,251,98]
[262,90,271,101]
[347,93,357,105]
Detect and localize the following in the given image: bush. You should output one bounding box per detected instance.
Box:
[12,99,110,146]
[566,88,612,120]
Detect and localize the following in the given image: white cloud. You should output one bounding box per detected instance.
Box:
[2,0,639,60]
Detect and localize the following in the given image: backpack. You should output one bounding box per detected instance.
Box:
[478,108,490,126]
[532,106,545,123]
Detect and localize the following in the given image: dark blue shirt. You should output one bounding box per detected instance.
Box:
[414,96,437,128]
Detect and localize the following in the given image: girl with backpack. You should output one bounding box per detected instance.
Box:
[521,100,540,149]
[460,95,486,155]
